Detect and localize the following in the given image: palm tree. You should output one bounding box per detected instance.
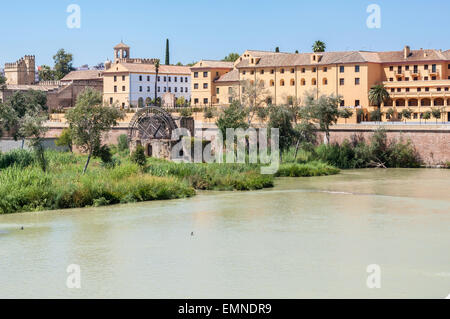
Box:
[369,84,390,110]
[154,59,160,106]
[312,41,326,53]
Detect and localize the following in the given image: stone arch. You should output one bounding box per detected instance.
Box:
[434,98,444,106]
[395,99,405,107]
[408,98,418,107]
[421,98,431,106]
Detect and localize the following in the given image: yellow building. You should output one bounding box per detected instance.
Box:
[191,46,450,122]
[103,42,191,108]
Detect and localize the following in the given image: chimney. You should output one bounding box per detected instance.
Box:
[403,45,411,59]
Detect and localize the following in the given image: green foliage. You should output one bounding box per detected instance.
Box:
[0,149,35,169]
[117,134,129,153]
[66,88,124,173]
[216,101,248,137]
[431,107,442,123]
[131,145,147,167]
[369,84,390,108]
[386,107,395,120]
[165,39,170,65]
[203,107,215,119]
[422,111,431,121]
[180,107,193,117]
[370,109,382,122]
[312,40,326,53]
[268,105,296,156]
[313,129,421,168]
[55,128,73,152]
[276,161,339,177]
[339,108,353,123]
[222,53,240,62]
[256,107,269,121]
[53,49,75,80]
[38,65,56,81]
[401,108,412,122]
[176,96,187,107]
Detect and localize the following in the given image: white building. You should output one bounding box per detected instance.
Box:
[103,42,191,108]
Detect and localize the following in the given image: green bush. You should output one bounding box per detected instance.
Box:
[0,149,35,169]
[276,161,340,177]
[131,145,147,167]
[117,134,129,153]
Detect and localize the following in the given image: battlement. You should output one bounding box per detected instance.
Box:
[115,58,158,65]
[4,55,36,85]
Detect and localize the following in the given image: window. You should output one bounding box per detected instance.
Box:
[122,76,125,81]
[164,87,167,92]
[194,72,198,78]
[448,64,450,69]
[323,78,328,85]
[405,77,409,81]
[193,98,199,104]
[228,97,233,103]
[413,77,418,81]
[109,97,113,104]
[114,85,117,92]
[139,86,142,92]
[425,87,429,92]
[281,69,285,74]
[290,68,295,73]
[203,83,208,89]
[203,98,208,104]
[417,88,421,92]
[290,79,295,86]
[174,77,177,82]
[312,67,316,72]
[414,65,418,73]
[164,76,167,82]
[250,70,254,75]
[174,87,177,92]
[355,100,360,106]
[122,86,125,92]
[216,72,219,76]
[301,68,306,73]
[185,87,188,91]
[228,87,233,94]
[270,80,274,86]
[323,67,327,72]
[397,66,402,73]
[180,77,183,83]
[432,64,437,72]
[180,87,183,93]
[301,79,306,86]
[355,65,360,73]
[243,71,246,75]
[424,65,428,70]
[312,78,316,85]
[217,88,220,94]
[185,77,188,82]
[445,88,449,91]
[390,88,395,93]
[340,66,344,73]
[158,87,161,92]
[437,88,441,92]
[147,76,150,81]
[355,78,360,85]
[340,100,345,107]
[389,78,394,82]
[157,76,160,81]
[203,72,208,77]
[168,77,171,82]
[216,98,219,103]
[397,88,401,92]
[261,70,264,75]
[114,76,117,82]
[194,83,199,89]
[339,78,344,85]
[270,69,274,74]
[405,66,409,71]
[432,76,436,80]
[139,75,142,81]
[406,88,410,92]
[280,79,285,86]
[147,86,150,92]
[424,76,429,80]
[389,66,394,71]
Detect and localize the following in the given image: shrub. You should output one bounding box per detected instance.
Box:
[117,134,129,153]
[180,108,193,117]
[131,145,147,167]
[0,149,35,169]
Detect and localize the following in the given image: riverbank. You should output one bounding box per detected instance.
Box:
[0,150,339,214]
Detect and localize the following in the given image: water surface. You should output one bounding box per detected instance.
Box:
[1,169,449,298]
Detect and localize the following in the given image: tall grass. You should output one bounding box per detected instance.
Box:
[276,161,340,177]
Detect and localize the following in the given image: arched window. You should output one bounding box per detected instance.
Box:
[434,98,444,106]
[395,99,405,107]
[408,99,418,107]
[421,98,431,106]
[290,79,295,86]
[301,79,306,86]
[322,78,328,85]
[280,79,285,86]
[270,80,274,86]
[312,78,317,85]
[259,80,265,87]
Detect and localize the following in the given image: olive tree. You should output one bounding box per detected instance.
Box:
[66,88,124,173]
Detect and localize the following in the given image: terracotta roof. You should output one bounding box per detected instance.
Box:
[114,42,130,49]
[104,63,191,75]
[191,60,234,69]
[215,69,239,83]
[235,48,449,69]
[61,70,103,81]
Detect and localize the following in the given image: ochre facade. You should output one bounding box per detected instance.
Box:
[191,46,450,123]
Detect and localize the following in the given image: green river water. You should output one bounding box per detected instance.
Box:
[0,168,449,298]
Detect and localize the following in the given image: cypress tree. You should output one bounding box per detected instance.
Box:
[165,39,170,65]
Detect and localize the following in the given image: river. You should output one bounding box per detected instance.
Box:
[0,169,449,299]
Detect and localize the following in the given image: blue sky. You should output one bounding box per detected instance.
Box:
[0,0,449,68]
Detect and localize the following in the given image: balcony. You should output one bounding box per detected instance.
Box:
[394,70,404,77]
[409,69,420,76]
[428,69,439,77]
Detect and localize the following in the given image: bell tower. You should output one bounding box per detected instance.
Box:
[114,42,130,62]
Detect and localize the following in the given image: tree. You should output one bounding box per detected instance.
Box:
[0,74,6,85]
[422,111,431,123]
[293,121,317,160]
[301,94,341,144]
[216,101,248,138]
[339,108,353,124]
[268,106,296,161]
[165,39,170,65]
[145,97,152,106]
[176,96,186,107]
[431,107,442,124]
[55,128,73,152]
[222,53,240,62]
[117,134,129,153]
[66,88,124,173]
[92,63,104,70]
[401,108,412,123]
[312,40,326,53]
[237,79,270,125]
[0,90,48,145]
[275,47,280,53]
[175,62,183,66]
[154,59,160,105]
[370,109,382,122]
[38,65,56,81]
[369,84,390,110]
[386,107,395,121]
[295,50,299,54]
[19,113,49,171]
[53,49,75,80]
